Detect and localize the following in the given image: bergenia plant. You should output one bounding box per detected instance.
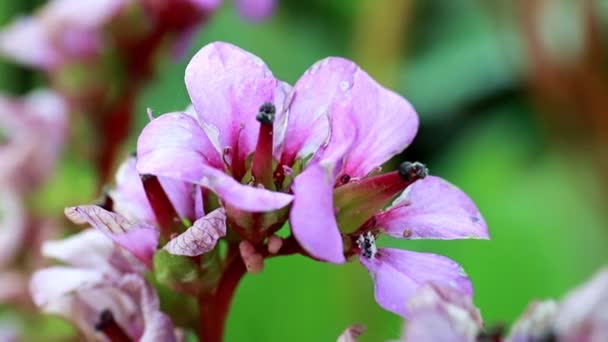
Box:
[53,41,487,341]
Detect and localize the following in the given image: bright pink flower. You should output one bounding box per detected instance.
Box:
[31,229,178,341]
[134,41,487,317]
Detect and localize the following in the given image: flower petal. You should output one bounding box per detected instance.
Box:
[112,156,196,224]
[290,163,345,264]
[376,176,488,240]
[115,274,177,342]
[137,113,293,212]
[184,42,289,167]
[554,268,608,341]
[164,208,226,256]
[42,229,114,270]
[284,57,418,177]
[359,248,472,317]
[235,0,276,21]
[64,206,159,267]
[198,166,293,212]
[137,112,223,181]
[0,17,57,69]
[30,267,105,309]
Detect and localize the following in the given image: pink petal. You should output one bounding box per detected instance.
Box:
[376,176,488,240]
[112,156,196,223]
[554,268,608,341]
[290,163,345,264]
[64,206,159,267]
[198,166,293,212]
[115,275,177,342]
[0,17,57,69]
[41,229,114,271]
[30,267,105,309]
[137,113,293,212]
[184,42,290,167]
[164,208,226,256]
[235,0,276,21]
[41,0,125,29]
[137,112,223,181]
[359,248,472,317]
[284,57,418,177]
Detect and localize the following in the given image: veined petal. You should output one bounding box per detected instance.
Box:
[359,248,472,317]
[185,42,289,167]
[376,176,488,240]
[137,112,223,180]
[164,208,226,256]
[336,324,366,342]
[290,163,345,264]
[284,57,418,177]
[64,206,159,267]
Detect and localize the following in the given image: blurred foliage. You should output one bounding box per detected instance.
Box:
[1,0,607,341]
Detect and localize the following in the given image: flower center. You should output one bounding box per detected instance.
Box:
[356,231,377,259]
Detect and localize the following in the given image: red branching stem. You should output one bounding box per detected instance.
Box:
[199,254,246,342]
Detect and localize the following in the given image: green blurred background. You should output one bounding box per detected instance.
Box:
[2,0,608,341]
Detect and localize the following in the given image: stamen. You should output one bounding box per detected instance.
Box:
[140,174,184,241]
[95,309,133,342]
[398,161,428,182]
[356,232,377,259]
[256,102,276,125]
[252,103,276,188]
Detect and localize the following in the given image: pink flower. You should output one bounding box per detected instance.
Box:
[30,229,178,341]
[0,90,67,191]
[136,41,487,316]
[0,0,127,70]
[507,267,608,342]
[401,283,483,342]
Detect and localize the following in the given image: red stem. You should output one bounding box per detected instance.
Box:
[198,254,246,342]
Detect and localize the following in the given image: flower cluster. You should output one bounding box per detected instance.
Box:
[34,40,489,340]
[0,90,67,309]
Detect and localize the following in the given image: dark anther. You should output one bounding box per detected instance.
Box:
[256,102,276,125]
[398,161,428,182]
[129,151,137,158]
[95,309,115,331]
[536,331,558,342]
[356,232,377,259]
